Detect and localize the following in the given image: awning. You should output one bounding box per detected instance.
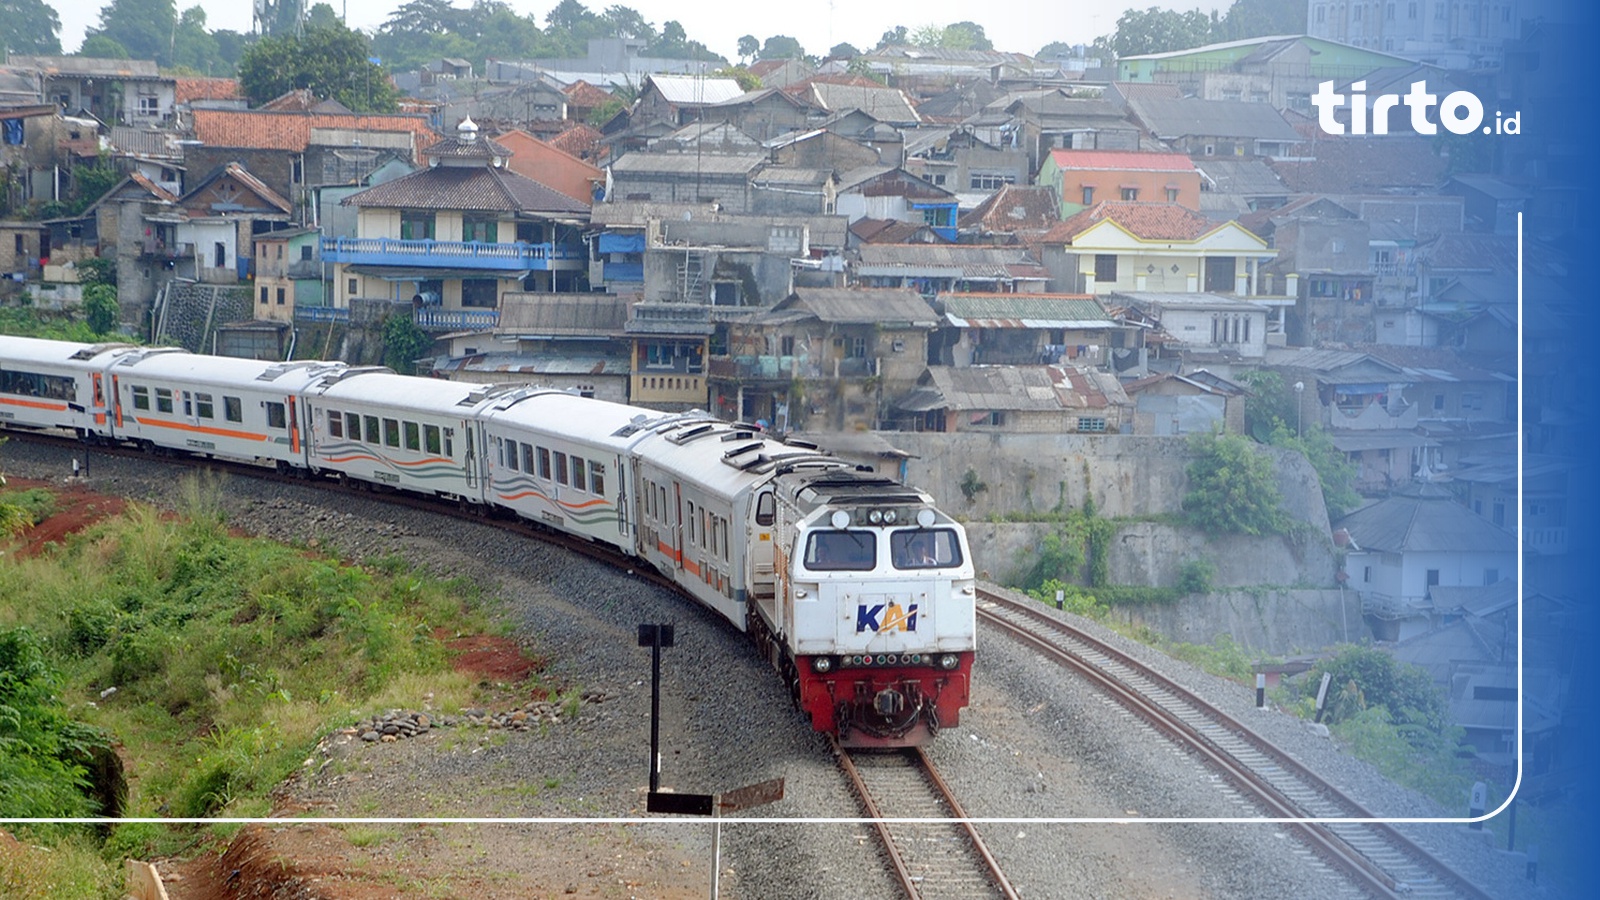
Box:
[598,233,645,254]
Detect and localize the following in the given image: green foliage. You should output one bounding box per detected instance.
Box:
[912,21,993,51]
[1025,579,1106,618]
[1327,705,1472,807]
[827,42,861,60]
[758,35,806,60]
[1110,6,1214,57]
[0,0,62,55]
[0,486,55,534]
[1166,634,1256,682]
[1176,558,1215,594]
[0,306,106,342]
[1296,644,1448,733]
[83,283,119,336]
[0,627,106,818]
[239,23,400,113]
[713,66,763,92]
[75,256,116,287]
[84,0,177,64]
[381,314,434,375]
[1183,430,1289,536]
[958,468,988,504]
[1235,371,1358,518]
[68,158,123,216]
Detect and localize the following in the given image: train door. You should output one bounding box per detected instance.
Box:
[89,372,109,434]
[110,374,122,433]
[671,481,685,571]
[462,419,479,490]
[749,489,777,599]
[612,454,629,539]
[287,396,301,456]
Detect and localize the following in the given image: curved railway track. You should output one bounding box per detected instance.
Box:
[977,586,1496,900]
[833,740,1019,900]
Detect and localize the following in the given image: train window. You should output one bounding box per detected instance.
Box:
[131,385,150,410]
[891,529,963,570]
[554,451,568,485]
[504,440,518,471]
[2,370,75,400]
[686,502,696,544]
[755,492,775,527]
[443,428,453,456]
[537,448,551,480]
[805,530,876,571]
[589,461,604,496]
[659,486,667,520]
[195,393,214,419]
[424,424,441,454]
[182,393,193,417]
[572,457,587,492]
[383,419,400,447]
[404,422,420,451]
[224,397,242,423]
[521,443,535,473]
[362,415,379,443]
[156,388,174,414]
[266,401,287,429]
[328,410,343,438]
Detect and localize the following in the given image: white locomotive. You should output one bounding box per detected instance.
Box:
[0,335,974,747]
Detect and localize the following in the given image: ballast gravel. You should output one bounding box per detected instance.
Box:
[0,441,1556,899]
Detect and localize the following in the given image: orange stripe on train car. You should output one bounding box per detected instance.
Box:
[655,539,681,562]
[0,397,70,412]
[131,417,269,443]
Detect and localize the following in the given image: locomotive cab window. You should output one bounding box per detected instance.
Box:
[891,528,963,569]
[755,491,775,526]
[805,530,876,571]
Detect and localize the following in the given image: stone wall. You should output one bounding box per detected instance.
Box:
[1099,589,1362,657]
[153,282,254,352]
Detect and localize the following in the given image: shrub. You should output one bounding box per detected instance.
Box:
[1177,558,1215,594]
[1182,431,1288,536]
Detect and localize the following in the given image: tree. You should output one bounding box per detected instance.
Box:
[238,23,399,112]
[1182,430,1288,536]
[85,0,178,65]
[1111,6,1215,57]
[306,2,341,30]
[827,42,860,61]
[736,34,759,63]
[1236,370,1358,519]
[877,25,908,48]
[382,314,434,375]
[600,4,652,40]
[83,283,119,335]
[758,35,805,61]
[1037,40,1077,59]
[172,6,225,76]
[1215,0,1307,41]
[714,66,762,92]
[76,34,129,58]
[0,0,63,55]
[943,21,992,51]
[1301,645,1447,732]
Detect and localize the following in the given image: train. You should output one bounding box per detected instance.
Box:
[0,334,975,748]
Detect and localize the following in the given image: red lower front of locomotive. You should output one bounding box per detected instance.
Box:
[796,652,972,749]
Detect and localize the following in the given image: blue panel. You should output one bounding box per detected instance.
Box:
[598,233,646,254]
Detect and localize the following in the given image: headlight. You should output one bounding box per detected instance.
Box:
[938,653,960,671]
[812,657,833,673]
[867,509,883,524]
[882,509,898,524]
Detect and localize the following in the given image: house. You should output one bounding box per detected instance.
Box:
[323,119,590,326]
[1114,36,1416,114]
[1443,174,1528,236]
[1123,95,1302,158]
[176,162,294,285]
[1449,455,1574,587]
[1036,149,1203,217]
[934,292,1116,367]
[1,104,91,208]
[749,58,814,90]
[802,82,922,127]
[854,243,1050,296]
[8,55,176,126]
[901,126,1029,197]
[1336,484,1517,642]
[765,128,881,171]
[430,292,632,399]
[699,88,821,143]
[606,152,765,211]
[987,92,1141,174]
[709,287,938,430]
[956,184,1060,244]
[1123,370,1249,435]
[494,129,605,204]
[253,227,324,325]
[1268,134,1448,195]
[1115,291,1276,367]
[632,75,747,127]
[835,166,959,240]
[625,302,715,411]
[561,80,613,123]
[1036,203,1288,329]
[1191,158,1289,215]
[888,364,1131,434]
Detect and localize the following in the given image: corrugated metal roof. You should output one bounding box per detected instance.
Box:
[609,152,765,175]
[1128,96,1301,142]
[644,75,746,105]
[497,293,629,335]
[343,165,589,215]
[856,244,1046,280]
[940,292,1111,329]
[784,287,939,326]
[1336,494,1514,554]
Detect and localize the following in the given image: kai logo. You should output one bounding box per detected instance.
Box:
[856,601,919,634]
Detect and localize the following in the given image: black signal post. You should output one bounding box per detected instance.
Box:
[637,623,675,793]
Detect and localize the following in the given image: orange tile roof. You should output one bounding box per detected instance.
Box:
[192,108,437,152]
[1047,148,1196,172]
[174,78,241,104]
[562,80,612,107]
[1049,201,1216,243]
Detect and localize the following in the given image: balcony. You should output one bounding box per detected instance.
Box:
[139,240,193,260]
[321,237,584,272]
[414,308,500,331]
[1524,526,1568,555]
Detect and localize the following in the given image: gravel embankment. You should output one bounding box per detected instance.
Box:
[0,440,1555,900]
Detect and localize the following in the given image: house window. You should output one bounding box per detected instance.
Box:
[301,244,312,261]
[1078,417,1107,433]
[348,277,358,296]
[779,335,795,356]
[462,215,498,243]
[1409,1,1417,18]
[1165,187,1179,202]
[1362,565,1372,583]
[275,288,286,305]
[850,337,867,358]
[969,173,1014,190]
[400,211,435,240]
[1433,393,1445,411]
[138,96,158,116]
[260,286,269,305]
[1484,568,1500,586]
[461,278,498,308]
[1081,186,1094,205]
[13,235,22,254]
[1093,254,1117,284]
[1461,392,1483,410]
[1120,187,1138,201]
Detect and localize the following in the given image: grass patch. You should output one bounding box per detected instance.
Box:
[0,472,545,894]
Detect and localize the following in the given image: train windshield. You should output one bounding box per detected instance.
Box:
[804,530,877,571]
[890,528,963,570]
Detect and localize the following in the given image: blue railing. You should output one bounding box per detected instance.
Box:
[415,308,500,330]
[320,237,583,271]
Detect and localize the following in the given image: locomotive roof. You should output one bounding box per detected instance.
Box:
[0,336,134,367]
[308,369,505,415]
[480,390,656,450]
[785,468,928,506]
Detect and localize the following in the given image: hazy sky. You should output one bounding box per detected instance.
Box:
[48,0,1236,61]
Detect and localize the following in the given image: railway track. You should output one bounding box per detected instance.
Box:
[977,586,1495,900]
[833,740,1019,900]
